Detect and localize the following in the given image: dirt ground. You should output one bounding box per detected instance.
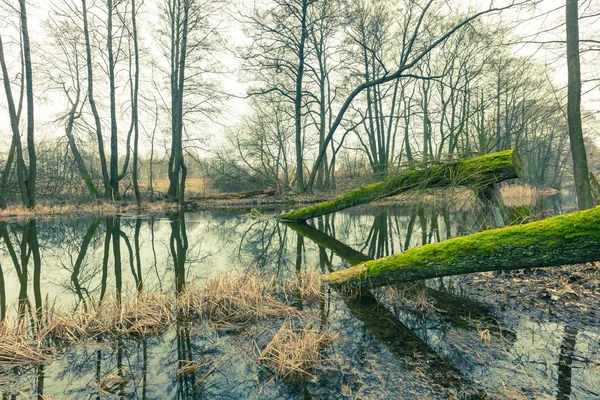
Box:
[455,262,600,330]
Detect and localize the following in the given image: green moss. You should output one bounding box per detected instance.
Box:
[457,149,520,174]
[278,150,521,221]
[325,206,600,286]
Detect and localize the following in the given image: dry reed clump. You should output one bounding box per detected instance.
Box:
[200,274,304,329]
[43,292,174,342]
[282,271,325,304]
[257,318,338,381]
[0,321,52,367]
[500,184,559,207]
[42,299,113,342]
[379,285,438,314]
[176,283,203,319]
[118,292,173,335]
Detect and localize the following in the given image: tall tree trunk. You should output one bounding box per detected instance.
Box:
[294,0,308,193]
[64,88,100,197]
[107,0,119,199]
[0,139,16,208]
[0,35,30,207]
[19,0,35,208]
[82,0,111,198]
[131,0,141,204]
[565,0,593,210]
[167,0,189,202]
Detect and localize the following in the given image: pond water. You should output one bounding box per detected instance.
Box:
[1,197,599,399]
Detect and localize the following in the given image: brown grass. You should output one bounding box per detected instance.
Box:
[198,272,324,329]
[284,271,325,304]
[1,272,330,378]
[41,292,173,342]
[257,318,338,381]
[500,184,559,207]
[0,320,52,367]
[379,285,438,314]
[0,201,180,221]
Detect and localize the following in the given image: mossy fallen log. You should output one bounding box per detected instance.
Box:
[277,149,521,221]
[323,206,600,289]
[190,188,276,201]
[283,220,514,340]
[281,221,372,265]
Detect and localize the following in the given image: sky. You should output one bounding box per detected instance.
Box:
[0,0,598,155]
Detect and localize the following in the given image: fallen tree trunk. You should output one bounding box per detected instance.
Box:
[277,149,521,221]
[283,220,514,340]
[190,189,276,201]
[324,206,600,289]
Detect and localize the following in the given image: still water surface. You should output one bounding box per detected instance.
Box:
[1,200,599,399]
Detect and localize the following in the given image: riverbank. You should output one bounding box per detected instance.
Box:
[454,261,600,330]
[0,195,322,222]
[0,201,181,222]
[0,183,562,222]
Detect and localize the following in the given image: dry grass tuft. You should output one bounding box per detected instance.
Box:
[0,321,52,367]
[200,274,304,329]
[379,285,438,314]
[119,292,173,335]
[257,318,338,381]
[176,283,203,319]
[500,184,559,207]
[43,299,113,342]
[283,271,325,304]
[44,292,174,342]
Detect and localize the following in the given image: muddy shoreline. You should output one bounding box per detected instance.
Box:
[453,262,600,331]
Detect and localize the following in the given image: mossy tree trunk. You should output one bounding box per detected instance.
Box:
[284,220,514,340]
[278,149,521,221]
[324,206,600,289]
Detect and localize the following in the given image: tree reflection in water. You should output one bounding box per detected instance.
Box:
[0,202,597,399]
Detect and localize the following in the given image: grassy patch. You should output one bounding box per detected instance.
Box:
[0,271,336,385]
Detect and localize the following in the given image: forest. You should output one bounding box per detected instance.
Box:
[1,0,600,398]
[0,0,597,207]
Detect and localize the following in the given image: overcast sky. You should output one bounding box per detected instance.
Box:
[0,0,598,153]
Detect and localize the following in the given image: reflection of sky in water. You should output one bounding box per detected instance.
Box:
[1,202,598,398]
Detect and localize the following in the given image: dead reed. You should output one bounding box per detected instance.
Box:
[379,285,438,314]
[0,272,338,391]
[0,321,52,367]
[257,318,338,381]
[199,273,308,329]
[283,271,325,304]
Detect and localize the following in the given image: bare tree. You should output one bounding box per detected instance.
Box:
[0,0,35,208]
[82,0,111,197]
[242,0,319,193]
[162,0,223,204]
[565,0,593,209]
[43,7,101,197]
[305,0,529,192]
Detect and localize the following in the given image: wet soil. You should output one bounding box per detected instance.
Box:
[455,262,600,330]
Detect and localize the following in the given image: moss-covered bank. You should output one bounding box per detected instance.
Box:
[324,206,600,289]
[277,149,521,221]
